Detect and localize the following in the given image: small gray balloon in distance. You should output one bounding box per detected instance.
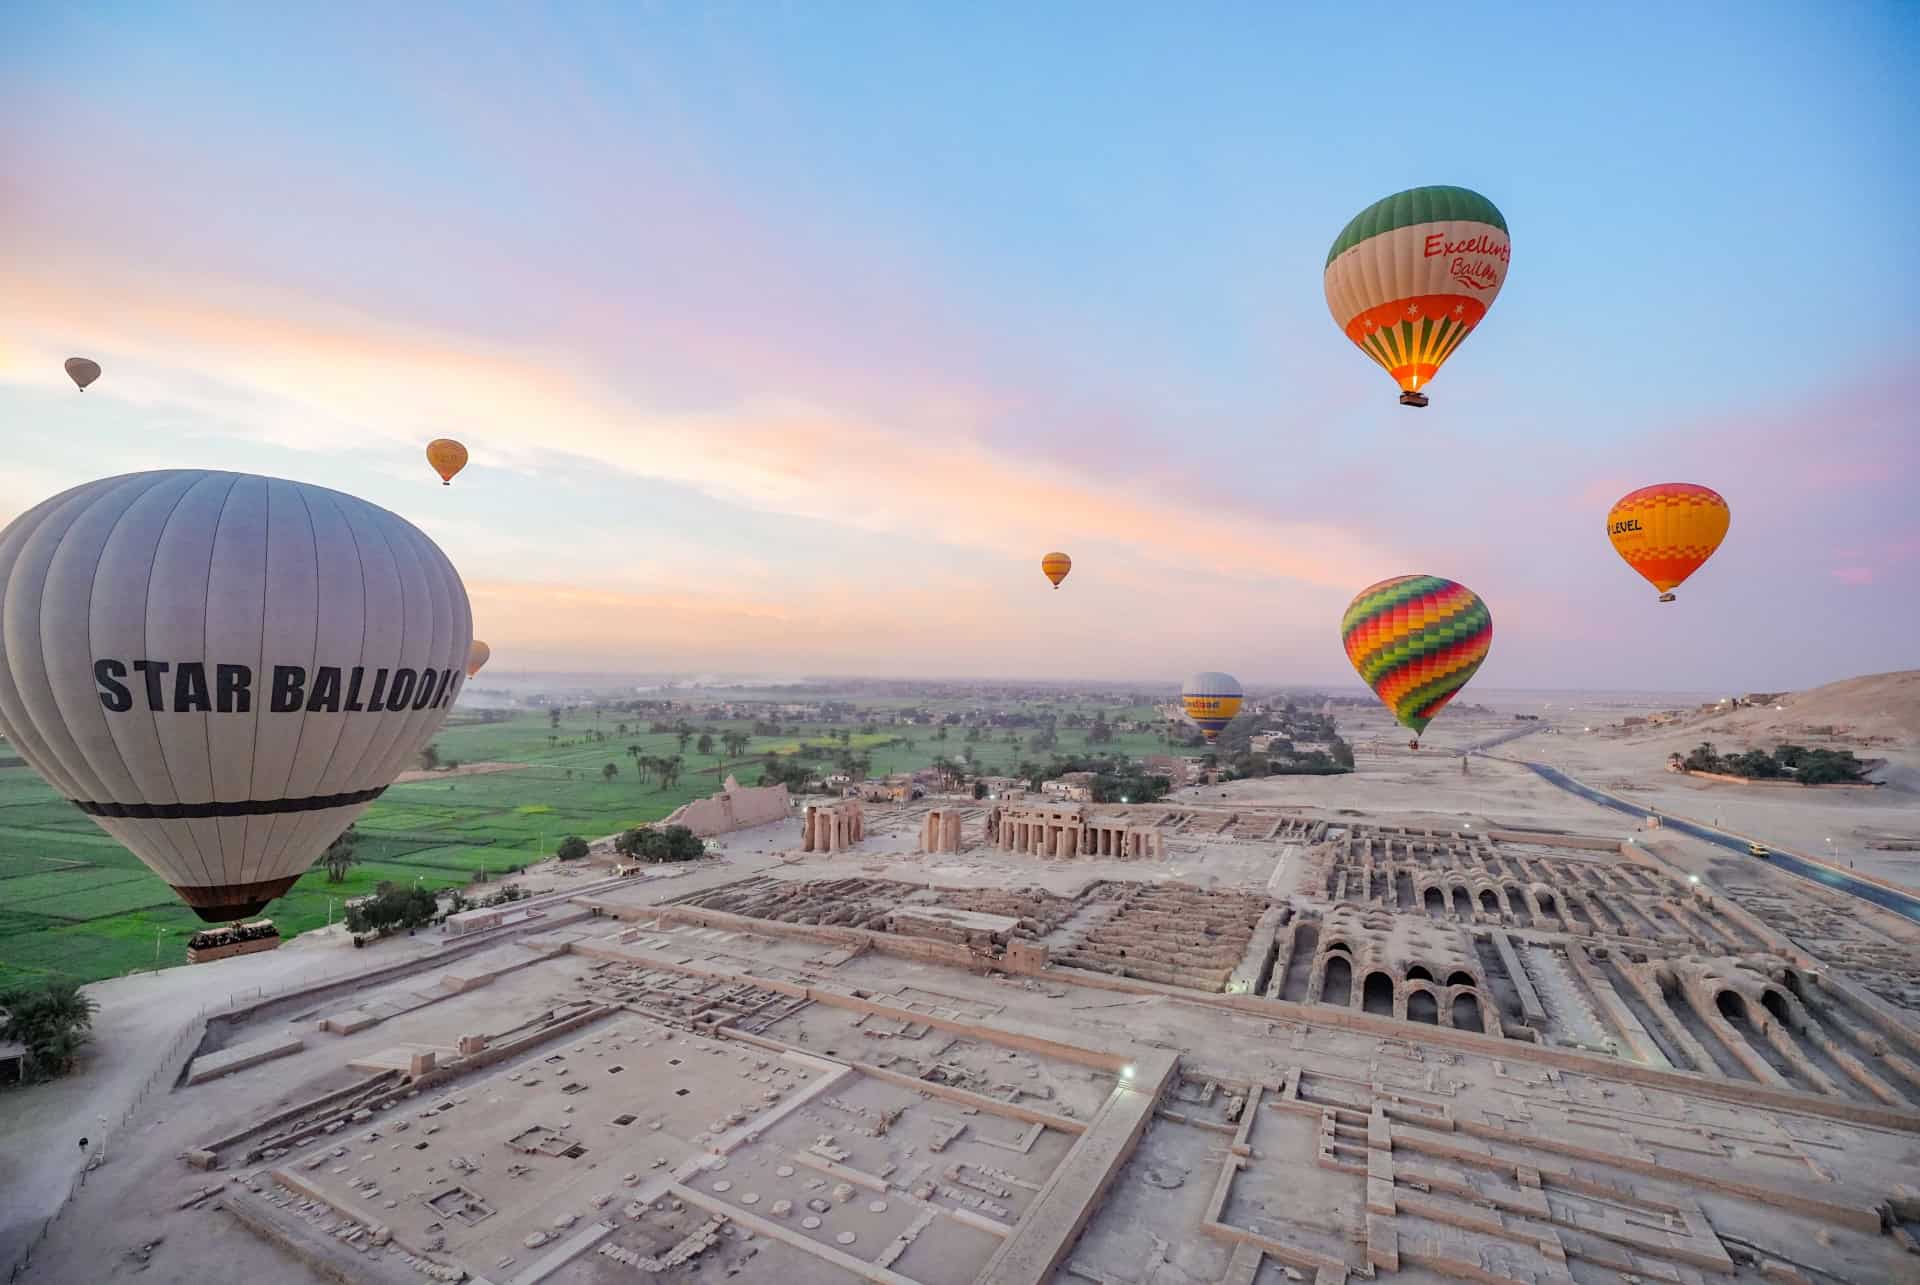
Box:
[0,470,473,920]
[64,357,101,390]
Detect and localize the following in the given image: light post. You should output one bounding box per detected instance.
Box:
[153,926,168,966]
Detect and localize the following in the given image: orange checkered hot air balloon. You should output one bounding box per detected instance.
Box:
[1606,483,1729,603]
[1040,552,1071,589]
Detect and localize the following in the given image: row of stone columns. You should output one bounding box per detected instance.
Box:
[991,817,1164,860]
[802,802,863,852]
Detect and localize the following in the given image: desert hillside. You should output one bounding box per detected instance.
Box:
[1620,670,1920,747]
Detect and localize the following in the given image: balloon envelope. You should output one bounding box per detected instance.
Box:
[1041,552,1071,589]
[64,357,101,391]
[1324,186,1509,402]
[466,639,491,679]
[426,438,469,485]
[1181,671,1243,743]
[0,470,472,920]
[1341,575,1491,741]
[1607,483,1729,600]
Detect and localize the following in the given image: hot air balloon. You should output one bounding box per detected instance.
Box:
[64,358,101,391]
[466,639,491,678]
[1181,672,1243,743]
[1606,483,1729,603]
[1324,186,1510,407]
[426,438,469,486]
[0,470,472,921]
[1341,575,1491,748]
[1041,552,1072,589]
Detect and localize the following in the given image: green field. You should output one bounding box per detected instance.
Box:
[0,706,1186,987]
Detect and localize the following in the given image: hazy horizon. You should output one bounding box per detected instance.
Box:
[4,6,1914,691]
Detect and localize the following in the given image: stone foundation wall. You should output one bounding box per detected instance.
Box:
[659,775,792,836]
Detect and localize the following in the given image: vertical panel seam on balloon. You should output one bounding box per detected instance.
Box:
[45,476,137,803]
[353,499,412,798]
[237,479,273,892]
[78,472,196,885]
[198,474,242,886]
[3,484,109,801]
[301,491,372,860]
[139,475,219,890]
[254,484,326,895]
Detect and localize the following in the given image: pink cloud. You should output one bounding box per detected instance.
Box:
[1830,567,1874,586]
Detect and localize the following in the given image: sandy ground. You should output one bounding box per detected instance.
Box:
[0,926,447,1273]
[1481,699,1920,892]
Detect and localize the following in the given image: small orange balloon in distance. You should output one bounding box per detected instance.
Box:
[1606,483,1729,603]
[1041,551,1071,589]
[64,357,101,391]
[426,438,469,486]
[466,639,491,679]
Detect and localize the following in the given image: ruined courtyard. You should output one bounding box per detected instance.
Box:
[11,761,1920,1285]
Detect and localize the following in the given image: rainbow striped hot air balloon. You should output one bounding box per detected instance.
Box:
[1341,576,1492,747]
[1181,672,1243,744]
[1324,186,1510,407]
[1606,483,1730,603]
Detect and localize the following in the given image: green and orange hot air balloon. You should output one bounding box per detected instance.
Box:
[1606,483,1729,603]
[1341,575,1492,748]
[1041,551,1071,589]
[1324,186,1510,407]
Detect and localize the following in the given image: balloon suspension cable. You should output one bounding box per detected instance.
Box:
[1399,390,1430,408]
[1658,592,1676,603]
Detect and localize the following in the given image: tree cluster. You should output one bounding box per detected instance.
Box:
[1677,742,1872,785]
[345,883,440,937]
[613,824,706,863]
[555,835,590,861]
[323,824,360,882]
[1089,770,1172,803]
[0,978,97,1082]
[757,754,818,791]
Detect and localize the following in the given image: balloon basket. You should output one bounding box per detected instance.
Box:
[1658,592,1676,603]
[1398,390,1429,408]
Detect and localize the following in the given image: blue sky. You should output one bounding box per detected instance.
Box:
[3,2,1915,687]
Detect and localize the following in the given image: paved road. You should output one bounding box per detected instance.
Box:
[1512,758,1920,924]
[1461,723,1547,755]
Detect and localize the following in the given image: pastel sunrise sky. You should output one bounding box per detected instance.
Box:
[3,4,1915,689]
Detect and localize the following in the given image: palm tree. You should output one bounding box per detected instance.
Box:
[323,825,360,882]
[659,755,683,790]
[419,742,441,771]
[0,978,98,1081]
[723,730,750,759]
[602,761,618,783]
[697,732,715,757]
[677,729,694,754]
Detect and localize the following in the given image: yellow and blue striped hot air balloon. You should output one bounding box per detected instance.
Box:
[1324,186,1510,407]
[1181,671,1243,744]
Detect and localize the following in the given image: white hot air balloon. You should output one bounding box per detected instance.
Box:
[0,470,472,920]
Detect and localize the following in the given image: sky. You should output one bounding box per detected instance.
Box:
[2,3,1916,691]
